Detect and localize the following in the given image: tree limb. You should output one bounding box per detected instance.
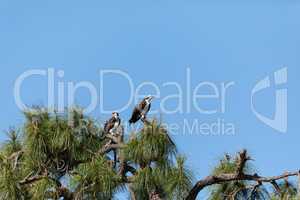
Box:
[236,149,250,175]
[19,172,48,185]
[185,171,299,200]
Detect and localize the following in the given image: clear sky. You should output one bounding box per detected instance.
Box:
[0,0,300,199]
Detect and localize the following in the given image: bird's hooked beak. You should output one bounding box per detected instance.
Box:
[147,95,155,102]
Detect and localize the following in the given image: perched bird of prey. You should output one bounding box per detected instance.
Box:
[104,112,121,135]
[129,95,154,124]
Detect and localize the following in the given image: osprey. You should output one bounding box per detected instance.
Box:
[104,112,121,135]
[129,95,154,124]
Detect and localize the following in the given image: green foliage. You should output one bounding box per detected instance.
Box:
[131,156,193,200]
[29,178,59,200]
[124,120,176,167]
[0,154,24,199]
[208,152,300,200]
[23,108,104,176]
[132,166,159,199]
[124,120,193,200]
[0,107,297,200]
[164,156,194,200]
[2,128,22,156]
[209,153,265,200]
[0,108,195,200]
[0,107,110,199]
[72,156,122,199]
[270,179,298,200]
[0,129,27,200]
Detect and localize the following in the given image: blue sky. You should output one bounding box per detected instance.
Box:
[0,0,300,199]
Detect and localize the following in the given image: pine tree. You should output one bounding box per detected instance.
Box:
[0,107,299,200]
[0,108,193,200]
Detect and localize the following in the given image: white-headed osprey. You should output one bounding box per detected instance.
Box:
[129,95,154,124]
[104,112,121,135]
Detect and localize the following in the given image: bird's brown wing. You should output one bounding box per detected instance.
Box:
[139,100,147,111]
[104,117,116,133]
[129,99,150,124]
[129,106,141,124]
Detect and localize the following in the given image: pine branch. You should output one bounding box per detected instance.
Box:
[19,172,48,185]
[186,151,299,200]
[236,149,250,176]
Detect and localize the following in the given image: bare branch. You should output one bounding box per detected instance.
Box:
[128,183,137,200]
[185,171,299,200]
[19,173,48,185]
[271,180,281,195]
[7,150,24,160]
[97,142,124,155]
[105,134,119,143]
[236,149,250,175]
